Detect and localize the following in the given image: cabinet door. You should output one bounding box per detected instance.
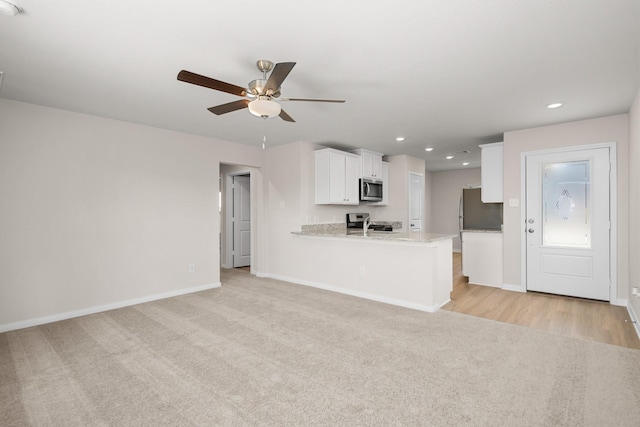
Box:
[370,154,382,178]
[329,151,347,203]
[461,231,503,287]
[344,154,360,204]
[372,161,389,206]
[480,143,503,202]
[360,150,382,178]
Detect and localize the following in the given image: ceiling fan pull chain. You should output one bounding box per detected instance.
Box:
[262,119,267,150]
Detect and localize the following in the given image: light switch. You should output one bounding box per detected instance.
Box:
[508,198,519,208]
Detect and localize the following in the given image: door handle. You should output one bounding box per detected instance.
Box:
[528,228,535,233]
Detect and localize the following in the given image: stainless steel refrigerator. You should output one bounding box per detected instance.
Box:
[459,187,503,230]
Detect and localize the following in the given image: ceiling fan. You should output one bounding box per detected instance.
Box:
[177,60,345,123]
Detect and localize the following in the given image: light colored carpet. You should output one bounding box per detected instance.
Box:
[2,268,640,426]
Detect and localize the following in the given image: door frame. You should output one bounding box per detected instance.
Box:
[520,142,618,303]
[223,171,252,270]
[408,172,424,232]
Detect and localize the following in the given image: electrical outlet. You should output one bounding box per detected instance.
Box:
[632,287,640,297]
[188,264,196,273]
[359,267,366,277]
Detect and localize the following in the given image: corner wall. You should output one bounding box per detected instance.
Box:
[502,114,630,301]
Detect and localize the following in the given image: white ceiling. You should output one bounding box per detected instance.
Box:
[1,0,638,171]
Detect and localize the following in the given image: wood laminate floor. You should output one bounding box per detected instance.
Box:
[443,253,640,350]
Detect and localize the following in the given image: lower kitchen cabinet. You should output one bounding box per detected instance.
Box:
[461,231,503,287]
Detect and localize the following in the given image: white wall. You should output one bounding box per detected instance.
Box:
[0,99,264,329]
[429,168,482,251]
[503,114,629,301]
[629,87,640,321]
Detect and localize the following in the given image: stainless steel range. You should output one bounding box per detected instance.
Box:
[346,213,393,234]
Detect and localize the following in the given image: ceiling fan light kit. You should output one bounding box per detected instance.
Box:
[248,97,281,118]
[0,0,22,15]
[177,59,345,124]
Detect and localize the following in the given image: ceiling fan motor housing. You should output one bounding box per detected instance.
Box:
[249,79,281,98]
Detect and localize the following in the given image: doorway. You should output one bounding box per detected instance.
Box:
[221,168,253,270]
[232,174,251,267]
[524,145,614,301]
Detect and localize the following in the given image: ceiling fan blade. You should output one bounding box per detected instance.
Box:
[264,62,296,95]
[178,70,247,97]
[279,109,296,122]
[207,99,250,115]
[280,97,345,103]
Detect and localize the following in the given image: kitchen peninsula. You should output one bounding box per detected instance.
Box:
[287,225,455,312]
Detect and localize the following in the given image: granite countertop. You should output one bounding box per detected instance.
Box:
[292,229,456,243]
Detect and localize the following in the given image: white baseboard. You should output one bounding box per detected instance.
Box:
[610,298,627,307]
[266,273,443,313]
[502,283,526,292]
[0,282,221,333]
[627,303,640,341]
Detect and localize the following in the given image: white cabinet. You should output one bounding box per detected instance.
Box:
[479,142,503,203]
[352,149,383,179]
[372,161,389,206]
[461,231,503,287]
[315,148,360,205]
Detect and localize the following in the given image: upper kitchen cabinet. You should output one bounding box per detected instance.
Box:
[351,148,383,179]
[371,161,389,206]
[479,142,503,203]
[315,148,360,205]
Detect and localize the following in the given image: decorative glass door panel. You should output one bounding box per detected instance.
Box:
[525,147,610,301]
[542,161,590,248]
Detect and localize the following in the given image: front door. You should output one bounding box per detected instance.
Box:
[525,147,611,300]
[232,175,251,267]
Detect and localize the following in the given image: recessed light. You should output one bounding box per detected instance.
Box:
[425,147,434,152]
[395,137,405,142]
[462,162,470,166]
[446,155,455,160]
[546,102,563,109]
[0,0,22,15]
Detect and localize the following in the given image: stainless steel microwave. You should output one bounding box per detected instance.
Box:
[360,178,383,202]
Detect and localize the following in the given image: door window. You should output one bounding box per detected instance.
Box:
[542,161,591,248]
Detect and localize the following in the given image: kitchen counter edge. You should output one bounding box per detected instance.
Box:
[291,231,456,244]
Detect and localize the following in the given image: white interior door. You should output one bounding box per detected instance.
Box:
[525,147,610,300]
[409,172,423,232]
[233,175,251,267]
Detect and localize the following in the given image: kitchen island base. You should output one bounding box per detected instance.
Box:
[273,233,453,312]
